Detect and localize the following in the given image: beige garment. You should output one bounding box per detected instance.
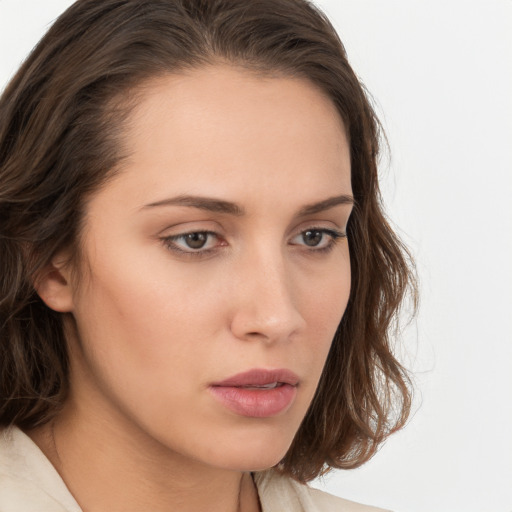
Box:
[0,427,388,512]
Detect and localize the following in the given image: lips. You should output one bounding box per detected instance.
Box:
[211,368,299,388]
[208,368,299,418]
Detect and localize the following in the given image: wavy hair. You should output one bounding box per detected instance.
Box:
[0,0,416,482]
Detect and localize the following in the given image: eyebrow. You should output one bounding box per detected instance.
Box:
[297,194,354,216]
[142,193,354,216]
[143,195,245,215]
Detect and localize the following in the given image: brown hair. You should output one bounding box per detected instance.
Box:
[0,0,416,482]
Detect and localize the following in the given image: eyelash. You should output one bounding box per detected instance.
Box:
[161,227,347,259]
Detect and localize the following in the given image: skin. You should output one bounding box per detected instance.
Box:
[32,64,353,512]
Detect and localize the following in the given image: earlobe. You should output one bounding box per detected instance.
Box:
[34,256,75,313]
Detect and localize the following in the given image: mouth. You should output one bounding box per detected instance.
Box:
[208,368,299,418]
[211,368,300,388]
[234,382,282,390]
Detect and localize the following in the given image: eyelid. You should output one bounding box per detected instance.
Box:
[156,219,222,236]
[291,225,346,238]
[161,230,225,256]
[289,226,347,250]
[290,219,347,238]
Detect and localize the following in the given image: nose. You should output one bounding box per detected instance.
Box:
[229,248,306,344]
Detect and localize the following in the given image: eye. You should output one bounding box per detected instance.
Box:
[162,231,223,254]
[302,230,324,247]
[290,228,346,252]
[180,232,210,249]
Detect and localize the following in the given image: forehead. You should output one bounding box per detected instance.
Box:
[95,64,351,212]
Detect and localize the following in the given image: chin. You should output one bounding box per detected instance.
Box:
[203,425,296,473]
[215,450,287,473]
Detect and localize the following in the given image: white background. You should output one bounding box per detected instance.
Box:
[1,1,511,511]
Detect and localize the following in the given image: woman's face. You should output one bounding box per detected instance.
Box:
[62,65,353,471]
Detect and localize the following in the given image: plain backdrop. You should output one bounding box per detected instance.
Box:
[1,1,511,511]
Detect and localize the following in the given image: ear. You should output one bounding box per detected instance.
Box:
[34,253,75,313]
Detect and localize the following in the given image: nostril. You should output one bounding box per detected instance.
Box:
[230,307,305,344]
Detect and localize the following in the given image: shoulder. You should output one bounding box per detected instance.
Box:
[0,427,82,512]
[254,470,390,512]
[0,473,71,512]
[306,486,390,512]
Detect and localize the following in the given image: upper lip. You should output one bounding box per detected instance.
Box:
[211,368,299,387]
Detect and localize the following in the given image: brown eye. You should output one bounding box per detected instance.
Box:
[290,227,346,253]
[184,232,208,249]
[163,231,221,255]
[302,230,324,247]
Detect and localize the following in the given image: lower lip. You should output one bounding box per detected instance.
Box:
[208,384,297,418]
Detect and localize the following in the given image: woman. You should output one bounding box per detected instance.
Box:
[0,0,416,510]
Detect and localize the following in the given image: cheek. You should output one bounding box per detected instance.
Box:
[293,254,351,380]
[71,245,224,397]
[70,261,222,441]
[78,234,218,327]
[300,254,350,333]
